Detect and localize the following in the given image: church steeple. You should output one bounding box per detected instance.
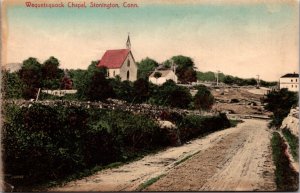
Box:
[126,33,131,50]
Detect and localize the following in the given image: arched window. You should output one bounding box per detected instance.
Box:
[127,60,130,67]
[113,71,115,76]
[127,70,130,80]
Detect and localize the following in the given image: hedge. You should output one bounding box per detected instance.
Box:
[3,103,230,189]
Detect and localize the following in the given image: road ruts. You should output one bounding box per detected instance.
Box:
[145,119,276,191]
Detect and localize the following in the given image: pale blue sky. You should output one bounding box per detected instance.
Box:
[5,0,299,81]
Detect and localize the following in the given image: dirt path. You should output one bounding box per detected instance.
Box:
[146,119,275,191]
[50,119,275,191]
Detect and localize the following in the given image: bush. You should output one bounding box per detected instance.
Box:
[178,113,230,142]
[194,85,214,110]
[149,80,192,108]
[3,103,230,189]
[263,89,298,127]
[3,104,167,188]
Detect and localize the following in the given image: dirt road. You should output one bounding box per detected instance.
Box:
[50,119,275,191]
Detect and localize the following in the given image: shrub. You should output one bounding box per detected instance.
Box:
[149,80,192,108]
[178,113,230,142]
[3,103,230,190]
[194,85,214,110]
[263,89,298,128]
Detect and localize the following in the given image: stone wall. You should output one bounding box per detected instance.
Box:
[4,99,215,119]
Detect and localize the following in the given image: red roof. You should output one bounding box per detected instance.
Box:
[97,49,130,69]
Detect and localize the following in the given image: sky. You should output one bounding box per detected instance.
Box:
[2,0,299,81]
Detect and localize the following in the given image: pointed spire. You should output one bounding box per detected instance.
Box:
[126,33,131,50]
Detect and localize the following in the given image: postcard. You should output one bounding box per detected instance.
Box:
[1,0,299,192]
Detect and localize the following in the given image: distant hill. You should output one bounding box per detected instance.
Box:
[196,71,277,87]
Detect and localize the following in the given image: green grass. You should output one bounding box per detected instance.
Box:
[282,128,299,161]
[229,119,244,127]
[271,132,299,191]
[136,174,166,191]
[174,153,196,166]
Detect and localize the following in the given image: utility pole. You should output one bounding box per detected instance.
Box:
[171,59,177,83]
[215,70,220,86]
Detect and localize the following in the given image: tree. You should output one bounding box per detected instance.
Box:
[263,88,298,127]
[86,71,114,101]
[137,58,159,79]
[133,78,150,103]
[223,75,235,85]
[41,57,64,89]
[194,85,214,111]
[42,56,61,79]
[170,55,197,83]
[110,79,134,102]
[2,71,23,99]
[149,80,192,108]
[19,57,43,99]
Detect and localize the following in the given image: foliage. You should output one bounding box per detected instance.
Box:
[196,71,225,82]
[149,80,192,108]
[69,69,89,100]
[229,119,244,127]
[2,71,23,99]
[69,62,105,100]
[133,78,150,103]
[18,57,43,99]
[263,89,298,127]
[171,55,197,83]
[3,103,231,190]
[86,71,114,101]
[194,85,214,111]
[271,132,298,191]
[110,79,134,102]
[178,113,230,142]
[282,128,298,161]
[42,56,63,82]
[3,104,165,189]
[197,71,277,87]
[137,57,159,79]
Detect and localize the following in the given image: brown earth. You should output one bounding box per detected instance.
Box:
[145,119,276,191]
[211,87,272,115]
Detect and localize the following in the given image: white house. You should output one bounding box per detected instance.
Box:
[149,69,178,85]
[97,36,137,81]
[279,73,299,92]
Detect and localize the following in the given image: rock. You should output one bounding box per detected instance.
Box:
[280,108,299,136]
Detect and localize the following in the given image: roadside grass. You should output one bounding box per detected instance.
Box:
[174,151,200,166]
[282,128,299,161]
[136,174,166,191]
[229,119,244,127]
[271,132,299,191]
[29,146,171,192]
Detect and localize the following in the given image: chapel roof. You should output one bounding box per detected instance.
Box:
[98,49,130,69]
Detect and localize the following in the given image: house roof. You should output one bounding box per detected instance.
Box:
[97,49,130,69]
[149,70,175,78]
[281,73,299,78]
